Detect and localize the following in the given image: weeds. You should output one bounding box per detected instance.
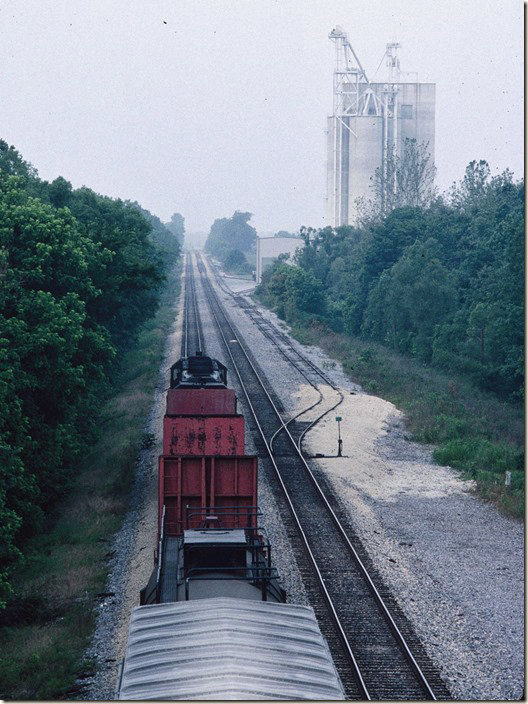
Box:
[288,321,524,519]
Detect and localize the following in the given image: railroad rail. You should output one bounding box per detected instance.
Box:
[207,258,346,453]
[182,252,203,357]
[192,252,449,700]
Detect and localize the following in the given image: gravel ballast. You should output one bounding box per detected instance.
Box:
[83,262,524,701]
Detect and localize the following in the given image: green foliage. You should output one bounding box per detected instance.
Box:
[362,238,456,360]
[258,162,523,402]
[205,211,256,264]
[0,143,182,606]
[256,160,523,515]
[64,188,164,349]
[434,438,523,479]
[257,261,326,323]
[0,140,38,182]
[165,212,185,245]
[0,263,181,700]
[130,203,182,275]
[223,248,252,275]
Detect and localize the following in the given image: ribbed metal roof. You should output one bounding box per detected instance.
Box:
[117,597,345,700]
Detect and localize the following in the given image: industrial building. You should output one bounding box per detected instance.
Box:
[255,236,303,284]
[326,27,435,227]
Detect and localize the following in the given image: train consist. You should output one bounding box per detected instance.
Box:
[116,352,345,700]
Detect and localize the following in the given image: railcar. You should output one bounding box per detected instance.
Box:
[116,354,345,700]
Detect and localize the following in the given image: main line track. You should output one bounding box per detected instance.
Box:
[191,253,447,700]
[182,253,203,357]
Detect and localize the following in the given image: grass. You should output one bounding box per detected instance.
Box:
[289,319,524,519]
[0,266,181,700]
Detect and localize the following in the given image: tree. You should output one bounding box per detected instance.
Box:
[447,160,491,211]
[67,188,163,348]
[0,170,115,603]
[0,145,181,606]
[362,238,455,360]
[205,211,256,262]
[0,140,37,181]
[48,176,73,208]
[432,171,524,397]
[133,203,182,270]
[257,261,326,323]
[365,138,437,219]
[165,212,185,245]
[223,249,252,274]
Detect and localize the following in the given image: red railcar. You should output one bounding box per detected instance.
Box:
[141,352,276,608]
[158,454,258,536]
[160,352,257,538]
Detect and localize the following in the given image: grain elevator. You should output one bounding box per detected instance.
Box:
[326,27,436,226]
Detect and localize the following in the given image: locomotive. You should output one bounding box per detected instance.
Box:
[116,353,345,700]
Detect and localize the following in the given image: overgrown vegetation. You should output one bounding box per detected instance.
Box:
[0,139,182,606]
[256,161,524,516]
[0,260,181,700]
[290,323,523,517]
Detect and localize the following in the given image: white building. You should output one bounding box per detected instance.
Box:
[255,236,303,284]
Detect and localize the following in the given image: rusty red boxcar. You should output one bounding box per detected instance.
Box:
[162,415,245,455]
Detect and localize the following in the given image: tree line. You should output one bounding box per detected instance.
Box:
[257,161,524,402]
[0,141,183,606]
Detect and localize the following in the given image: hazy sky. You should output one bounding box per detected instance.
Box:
[0,0,523,237]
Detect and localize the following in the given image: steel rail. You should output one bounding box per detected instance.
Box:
[190,253,203,353]
[182,252,204,357]
[196,258,370,700]
[198,254,437,701]
[246,312,345,455]
[206,257,346,455]
[183,254,190,357]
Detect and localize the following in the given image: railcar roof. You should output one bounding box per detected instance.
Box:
[117,597,345,700]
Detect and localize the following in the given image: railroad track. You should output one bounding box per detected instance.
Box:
[182,252,204,357]
[191,253,449,700]
[206,257,345,454]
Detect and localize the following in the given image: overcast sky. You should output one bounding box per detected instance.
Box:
[0,0,523,237]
